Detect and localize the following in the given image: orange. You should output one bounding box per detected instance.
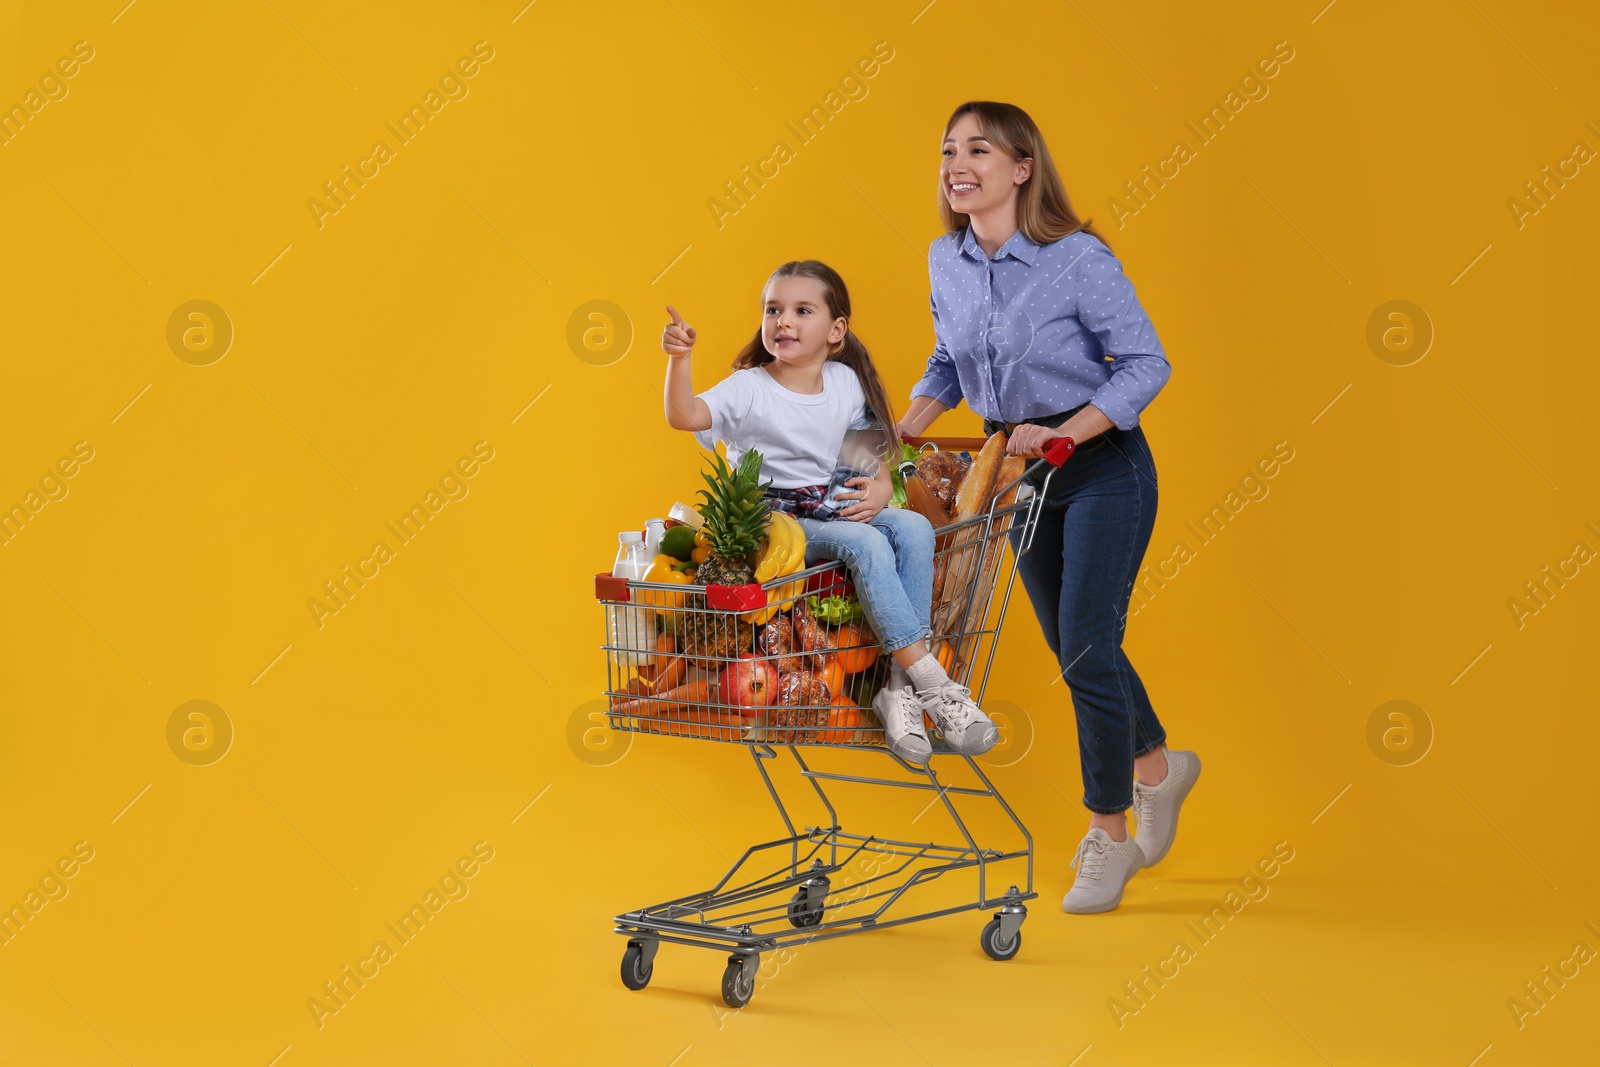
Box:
[816,658,845,702]
[834,622,880,674]
[819,699,864,744]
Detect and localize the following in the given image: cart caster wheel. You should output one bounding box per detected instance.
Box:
[787,889,825,928]
[721,956,756,1007]
[620,943,653,990]
[980,917,1022,961]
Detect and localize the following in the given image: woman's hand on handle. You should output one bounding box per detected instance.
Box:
[1007,404,1115,457]
[1005,423,1065,459]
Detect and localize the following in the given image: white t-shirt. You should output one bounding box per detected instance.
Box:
[694,362,867,488]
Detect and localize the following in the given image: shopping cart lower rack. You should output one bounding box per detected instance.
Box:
[596,438,1068,1007]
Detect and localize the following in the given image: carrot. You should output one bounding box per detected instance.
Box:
[609,654,688,708]
[611,679,718,731]
[694,708,747,742]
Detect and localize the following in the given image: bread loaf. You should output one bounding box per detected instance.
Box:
[949,432,1007,526]
[946,453,1026,666]
[933,432,1009,605]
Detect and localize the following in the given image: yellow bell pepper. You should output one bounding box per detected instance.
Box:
[639,553,690,612]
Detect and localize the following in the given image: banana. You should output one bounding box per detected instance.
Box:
[743,510,808,624]
[772,511,805,573]
[743,513,788,622]
[752,513,789,583]
[767,512,808,619]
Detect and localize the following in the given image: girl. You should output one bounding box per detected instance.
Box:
[899,101,1200,914]
[661,259,997,762]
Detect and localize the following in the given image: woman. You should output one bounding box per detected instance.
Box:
[897,101,1201,915]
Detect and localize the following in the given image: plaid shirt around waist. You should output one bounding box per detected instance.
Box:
[763,485,840,522]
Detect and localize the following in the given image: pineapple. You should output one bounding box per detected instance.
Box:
[693,448,769,586]
[683,447,770,668]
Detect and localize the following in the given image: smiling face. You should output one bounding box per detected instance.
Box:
[941,111,1032,217]
[762,274,847,366]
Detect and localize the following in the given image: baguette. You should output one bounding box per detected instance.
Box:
[949,454,1026,666]
[932,437,1029,670]
[932,432,1008,606]
[950,432,1008,524]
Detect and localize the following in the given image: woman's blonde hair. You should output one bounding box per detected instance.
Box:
[732,260,899,464]
[938,100,1111,250]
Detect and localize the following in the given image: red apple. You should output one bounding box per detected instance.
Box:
[719,653,777,714]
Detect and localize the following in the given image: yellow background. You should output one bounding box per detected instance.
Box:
[2,0,1596,1063]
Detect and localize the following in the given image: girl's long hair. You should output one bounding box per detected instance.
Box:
[938,100,1111,251]
[732,260,899,464]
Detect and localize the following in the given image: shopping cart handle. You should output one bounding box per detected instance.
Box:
[899,434,990,452]
[899,432,1075,467]
[1043,435,1076,467]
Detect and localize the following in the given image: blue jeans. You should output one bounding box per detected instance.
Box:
[798,507,935,652]
[1003,423,1167,814]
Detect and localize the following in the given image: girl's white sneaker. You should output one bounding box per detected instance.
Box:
[872,683,932,763]
[916,680,999,756]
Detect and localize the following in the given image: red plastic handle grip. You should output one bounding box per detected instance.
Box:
[1044,436,1076,467]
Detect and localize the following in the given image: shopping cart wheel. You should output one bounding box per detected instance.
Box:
[787,889,825,928]
[721,955,757,1007]
[980,917,1023,961]
[620,943,654,990]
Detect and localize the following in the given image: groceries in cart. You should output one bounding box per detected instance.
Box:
[597,435,1035,748]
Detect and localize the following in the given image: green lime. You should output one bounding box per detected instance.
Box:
[660,525,698,561]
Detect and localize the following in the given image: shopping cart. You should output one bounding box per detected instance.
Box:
[596,437,1071,1007]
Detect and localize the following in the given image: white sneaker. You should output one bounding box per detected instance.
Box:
[1061,827,1144,914]
[916,680,998,756]
[1131,748,1201,868]
[872,683,932,763]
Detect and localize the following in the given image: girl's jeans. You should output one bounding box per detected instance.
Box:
[797,506,935,652]
[1001,422,1167,815]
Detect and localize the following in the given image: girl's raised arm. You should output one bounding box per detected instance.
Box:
[662,304,712,432]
